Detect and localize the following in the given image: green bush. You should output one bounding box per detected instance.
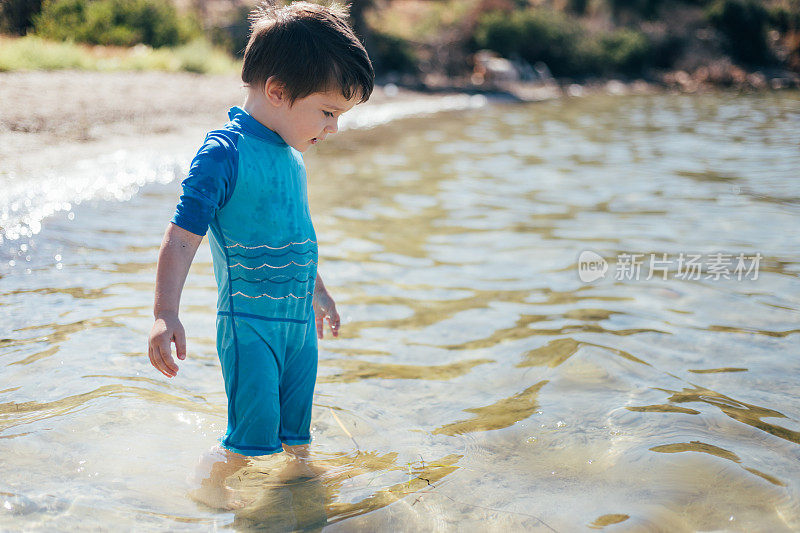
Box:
[0,0,43,35]
[170,38,238,74]
[648,31,685,69]
[0,35,239,73]
[369,30,418,74]
[474,9,587,76]
[566,0,589,15]
[33,0,200,47]
[608,0,664,21]
[207,4,252,58]
[474,8,653,77]
[706,0,770,64]
[598,28,651,74]
[0,35,92,70]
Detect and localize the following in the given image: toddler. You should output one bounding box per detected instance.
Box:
[147,0,373,508]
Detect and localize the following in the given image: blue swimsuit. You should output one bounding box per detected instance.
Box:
[172,107,318,455]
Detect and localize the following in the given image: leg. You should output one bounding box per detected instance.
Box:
[218,317,284,456]
[278,318,325,481]
[278,316,318,447]
[188,445,251,510]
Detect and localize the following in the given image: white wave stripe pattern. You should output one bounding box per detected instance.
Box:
[225,238,317,250]
[230,259,317,270]
[232,290,313,300]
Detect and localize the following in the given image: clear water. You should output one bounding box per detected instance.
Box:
[1,91,799,531]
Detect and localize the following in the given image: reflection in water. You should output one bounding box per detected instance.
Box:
[318,357,493,383]
[3,312,133,366]
[2,286,108,299]
[434,381,548,436]
[651,440,743,462]
[0,91,798,530]
[589,513,630,528]
[706,324,800,337]
[650,441,786,486]
[627,403,701,414]
[0,384,218,432]
[657,385,800,445]
[234,476,329,531]
[213,451,462,529]
[688,367,748,373]
[517,337,652,368]
[323,453,462,524]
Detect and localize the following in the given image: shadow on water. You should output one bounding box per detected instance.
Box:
[218,452,463,530]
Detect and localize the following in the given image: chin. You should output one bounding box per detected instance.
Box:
[289,142,309,152]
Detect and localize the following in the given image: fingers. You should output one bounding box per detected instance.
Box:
[315,311,324,339]
[174,326,187,361]
[148,344,160,376]
[149,330,178,378]
[158,341,179,377]
[149,340,174,378]
[148,317,186,378]
[327,305,340,338]
[149,339,168,378]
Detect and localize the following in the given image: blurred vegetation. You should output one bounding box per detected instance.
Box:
[0,0,798,81]
[473,9,651,76]
[33,0,201,47]
[368,0,799,82]
[0,0,42,34]
[706,0,770,65]
[0,35,238,73]
[369,30,418,73]
[0,0,232,73]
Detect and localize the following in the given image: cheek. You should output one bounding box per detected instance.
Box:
[303,116,321,131]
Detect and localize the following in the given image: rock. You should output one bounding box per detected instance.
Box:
[568,84,585,97]
[472,50,520,84]
[604,80,627,95]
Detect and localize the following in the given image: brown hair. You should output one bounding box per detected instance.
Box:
[242,1,374,105]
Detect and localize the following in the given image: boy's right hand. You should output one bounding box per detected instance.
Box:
[148,312,186,378]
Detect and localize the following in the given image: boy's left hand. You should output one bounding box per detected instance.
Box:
[313,284,340,339]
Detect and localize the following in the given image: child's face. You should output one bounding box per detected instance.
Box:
[277,89,359,152]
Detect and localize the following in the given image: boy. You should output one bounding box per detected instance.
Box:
[147,0,373,506]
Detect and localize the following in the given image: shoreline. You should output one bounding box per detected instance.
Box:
[0,70,460,179]
[2,68,798,179]
[408,63,800,102]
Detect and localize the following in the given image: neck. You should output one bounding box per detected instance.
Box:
[243,87,281,132]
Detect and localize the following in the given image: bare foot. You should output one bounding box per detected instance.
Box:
[280,444,330,481]
[188,483,250,511]
[187,445,253,510]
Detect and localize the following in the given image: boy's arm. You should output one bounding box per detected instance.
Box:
[313,273,340,339]
[149,223,203,378]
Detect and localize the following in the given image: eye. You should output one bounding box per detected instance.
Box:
[323,110,334,118]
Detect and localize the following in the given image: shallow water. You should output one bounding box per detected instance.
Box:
[1,91,799,531]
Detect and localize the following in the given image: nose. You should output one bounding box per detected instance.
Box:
[325,118,338,134]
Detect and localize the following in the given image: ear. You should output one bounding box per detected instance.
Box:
[264,77,286,107]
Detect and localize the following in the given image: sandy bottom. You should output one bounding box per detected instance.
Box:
[0,85,798,530]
